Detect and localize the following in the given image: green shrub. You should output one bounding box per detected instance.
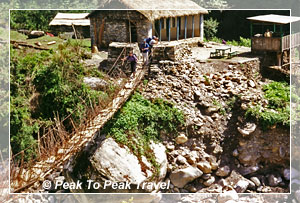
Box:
[102,93,184,175]
[10,41,108,160]
[246,81,290,130]
[239,37,251,47]
[208,36,251,47]
[204,18,219,40]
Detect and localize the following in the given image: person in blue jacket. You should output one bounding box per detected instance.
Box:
[140,40,150,65]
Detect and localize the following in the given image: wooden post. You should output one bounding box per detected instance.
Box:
[280,24,283,37]
[177,17,180,40]
[274,24,276,33]
[184,16,187,39]
[159,18,162,42]
[71,24,78,39]
[200,14,204,40]
[167,18,171,41]
[129,20,132,44]
[277,52,282,66]
[192,15,195,38]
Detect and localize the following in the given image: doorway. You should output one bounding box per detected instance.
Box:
[129,21,137,43]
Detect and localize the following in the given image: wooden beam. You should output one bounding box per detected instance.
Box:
[184,16,187,39]
[159,19,162,41]
[200,14,204,40]
[71,24,78,39]
[177,17,180,40]
[192,15,195,38]
[167,18,171,41]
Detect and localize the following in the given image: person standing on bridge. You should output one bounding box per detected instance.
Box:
[122,51,138,76]
[140,39,150,65]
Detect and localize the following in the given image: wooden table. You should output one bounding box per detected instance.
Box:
[215,47,231,57]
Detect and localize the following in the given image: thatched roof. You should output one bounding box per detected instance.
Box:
[49,13,90,26]
[88,0,208,21]
[247,14,300,25]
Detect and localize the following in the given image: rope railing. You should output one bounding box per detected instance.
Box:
[10,60,146,193]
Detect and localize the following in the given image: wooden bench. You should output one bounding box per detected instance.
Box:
[210,51,220,58]
[228,51,238,58]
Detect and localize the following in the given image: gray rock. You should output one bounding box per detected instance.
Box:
[197,161,212,173]
[239,166,259,176]
[234,180,249,193]
[248,80,256,88]
[216,166,231,177]
[283,169,290,181]
[176,155,187,165]
[83,77,108,90]
[250,177,261,187]
[203,176,215,187]
[268,174,282,187]
[175,133,188,144]
[202,173,211,180]
[185,185,197,193]
[247,179,256,190]
[170,166,203,188]
[90,138,167,191]
[237,123,256,137]
[232,149,239,157]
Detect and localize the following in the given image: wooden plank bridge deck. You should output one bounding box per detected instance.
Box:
[11,64,147,193]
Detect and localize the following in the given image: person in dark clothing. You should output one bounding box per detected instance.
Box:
[140,40,150,65]
[122,51,138,74]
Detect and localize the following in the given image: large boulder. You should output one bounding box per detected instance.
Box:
[90,138,167,192]
[83,77,108,90]
[28,30,45,39]
[169,166,203,188]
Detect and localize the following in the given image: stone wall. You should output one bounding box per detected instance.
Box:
[107,42,141,71]
[50,25,90,38]
[89,10,151,49]
[152,37,202,63]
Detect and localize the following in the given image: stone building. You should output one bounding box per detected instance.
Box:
[49,13,90,38]
[87,0,208,48]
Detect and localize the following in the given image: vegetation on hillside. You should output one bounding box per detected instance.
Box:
[205,36,251,47]
[204,17,219,40]
[10,10,91,31]
[10,38,112,160]
[102,93,184,174]
[246,81,290,130]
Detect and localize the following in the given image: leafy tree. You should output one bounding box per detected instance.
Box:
[10,10,91,31]
[204,17,219,40]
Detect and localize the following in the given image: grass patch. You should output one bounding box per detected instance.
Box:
[10,30,27,41]
[246,81,290,130]
[10,30,91,51]
[206,36,251,47]
[102,93,184,177]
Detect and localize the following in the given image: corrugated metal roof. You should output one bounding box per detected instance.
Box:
[247,14,300,24]
[49,13,90,26]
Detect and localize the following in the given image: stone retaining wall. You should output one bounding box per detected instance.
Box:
[107,42,141,70]
[152,37,202,63]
